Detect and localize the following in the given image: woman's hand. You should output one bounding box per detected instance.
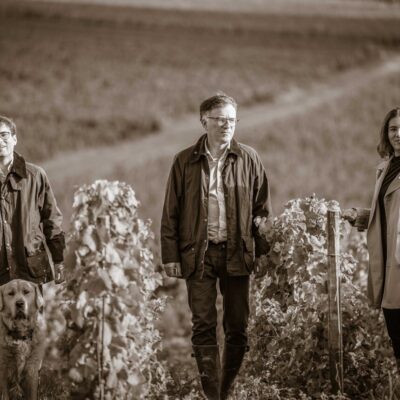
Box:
[341,208,357,224]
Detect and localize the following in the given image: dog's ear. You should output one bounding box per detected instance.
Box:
[35,285,44,312]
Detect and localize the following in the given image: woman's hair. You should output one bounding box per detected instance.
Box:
[377,107,400,158]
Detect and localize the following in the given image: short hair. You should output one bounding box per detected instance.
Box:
[377,107,400,158]
[199,92,237,122]
[0,115,17,136]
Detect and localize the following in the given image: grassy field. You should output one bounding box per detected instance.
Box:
[1,1,400,161]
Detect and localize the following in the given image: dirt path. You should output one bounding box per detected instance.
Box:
[44,54,400,190]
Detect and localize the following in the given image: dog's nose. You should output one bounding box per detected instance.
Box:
[16,300,24,308]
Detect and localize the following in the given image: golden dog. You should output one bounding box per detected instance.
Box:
[0,279,46,400]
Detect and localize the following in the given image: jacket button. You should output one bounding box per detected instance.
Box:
[191,247,194,251]
[204,240,207,243]
[204,218,207,222]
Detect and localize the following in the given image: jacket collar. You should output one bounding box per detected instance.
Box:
[8,152,27,191]
[10,152,27,179]
[190,134,242,163]
[370,156,396,222]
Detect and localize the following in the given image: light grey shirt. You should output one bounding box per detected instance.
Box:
[205,141,228,243]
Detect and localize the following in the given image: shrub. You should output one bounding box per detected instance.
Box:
[46,180,167,399]
[235,196,395,399]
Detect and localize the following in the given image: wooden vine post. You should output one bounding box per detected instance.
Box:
[327,209,344,394]
[96,215,110,400]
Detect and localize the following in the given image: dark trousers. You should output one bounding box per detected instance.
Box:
[186,242,249,347]
[383,308,400,359]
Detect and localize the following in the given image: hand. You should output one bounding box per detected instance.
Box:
[163,262,183,278]
[54,262,65,284]
[341,208,357,224]
[254,257,267,279]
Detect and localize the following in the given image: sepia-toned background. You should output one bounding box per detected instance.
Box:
[1,0,400,396]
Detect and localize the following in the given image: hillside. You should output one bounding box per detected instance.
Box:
[1,0,399,160]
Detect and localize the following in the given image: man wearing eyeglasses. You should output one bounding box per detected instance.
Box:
[161,93,272,399]
[0,116,65,288]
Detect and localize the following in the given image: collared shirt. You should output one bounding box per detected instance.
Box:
[205,140,228,243]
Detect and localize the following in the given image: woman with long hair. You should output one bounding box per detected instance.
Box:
[343,107,400,389]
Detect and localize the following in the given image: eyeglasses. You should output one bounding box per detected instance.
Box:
[206,116,239,126]
[0,131,12,141]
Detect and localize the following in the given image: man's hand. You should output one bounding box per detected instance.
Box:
[163,262,183,278]
[54,262,65,284]
[254,257,267,279]
[341,208,357,224]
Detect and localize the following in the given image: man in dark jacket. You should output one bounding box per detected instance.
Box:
[0,116,65,286]
[161,93,273,399]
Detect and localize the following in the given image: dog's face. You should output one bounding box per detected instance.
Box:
[0,279,43,320]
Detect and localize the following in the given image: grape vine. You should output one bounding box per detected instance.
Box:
[234,196,394,399]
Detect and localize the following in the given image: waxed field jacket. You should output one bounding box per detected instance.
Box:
[161,134,272,278]
[0,152,65,284]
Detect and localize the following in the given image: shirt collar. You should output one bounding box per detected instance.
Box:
[190,134,242,163]
[204,139,230,162]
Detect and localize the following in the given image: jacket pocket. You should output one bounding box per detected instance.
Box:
[25,244,51,278]
[242,235,255,271]
[179,240,196,278]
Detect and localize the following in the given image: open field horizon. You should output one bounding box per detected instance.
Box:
[25,0,400,18]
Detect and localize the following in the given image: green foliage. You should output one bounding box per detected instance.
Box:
[236,196,394,399]
[46,180,168,399]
